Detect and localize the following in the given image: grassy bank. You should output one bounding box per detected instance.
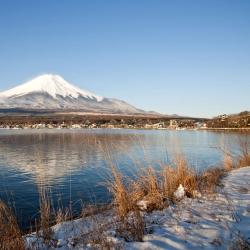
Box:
[0,140,250,249]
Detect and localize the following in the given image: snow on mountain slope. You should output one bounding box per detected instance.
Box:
[0,74,103,101]
[0,74,145,114]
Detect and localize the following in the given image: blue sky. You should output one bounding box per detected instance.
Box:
[0,0,249,117]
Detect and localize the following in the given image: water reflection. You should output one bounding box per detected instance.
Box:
[0,129,249,229]
[0,129,248,184]
[0,130,147,183]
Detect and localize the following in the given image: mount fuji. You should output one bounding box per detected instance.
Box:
[0,74,147,114]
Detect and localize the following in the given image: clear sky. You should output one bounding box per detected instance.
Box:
[0,0,249,117]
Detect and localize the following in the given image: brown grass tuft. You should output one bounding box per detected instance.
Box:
[55,207,70,224]
[198,167,225,194]
[223,153,234,171]
[81,204,112,218]
[237,136,250,167]
[229,232,250,250]
[38,184,53,243]
[237,149,250,168]
[109,167,132,219]
[109,154,202,217]
[116,209,145,242]
[108,165,146,242]
[80,215,122,249]
[162,156,198,201]
[238,154,250,168]
[0,201,24,250]
[131,167,164,211]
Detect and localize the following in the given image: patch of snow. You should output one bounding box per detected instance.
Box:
[174,184,185,200]
[192,190,202,198]
[137,200,148,210]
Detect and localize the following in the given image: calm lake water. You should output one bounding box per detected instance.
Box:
[0,128,249,229]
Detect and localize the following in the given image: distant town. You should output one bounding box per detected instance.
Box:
[0,111,249,130]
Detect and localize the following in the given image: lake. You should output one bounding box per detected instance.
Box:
[0,128,249,229]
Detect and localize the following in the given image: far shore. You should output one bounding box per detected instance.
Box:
[0,126,249,131]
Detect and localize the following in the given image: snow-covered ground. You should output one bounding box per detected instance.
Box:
[25,167,250,250]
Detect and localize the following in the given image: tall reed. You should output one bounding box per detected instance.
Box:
[38,184,53,243]
[0,201,24,250]
[237,137,250,167]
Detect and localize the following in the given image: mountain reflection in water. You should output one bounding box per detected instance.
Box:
[0,129,249,229]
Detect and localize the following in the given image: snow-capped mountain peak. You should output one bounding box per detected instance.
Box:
[0,74,103,102]
[0,74,147,114]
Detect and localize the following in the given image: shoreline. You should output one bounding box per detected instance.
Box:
[24,166,250,249]
[0,126,249,131]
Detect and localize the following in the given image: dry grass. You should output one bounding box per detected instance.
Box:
[241,150,250,165]
[130,167,164,211]
[238,154,250,167]
[109,167,133,219]
[108,152,234,218]
[82,226,116,249]
[198,167,225,194]
[116,209,145,242]
[55,207,70,224]
[81,204,112,218]
[162,156,198,201]
[237,138,250,167]
[79,215,122,249]
[107,152,240,243]
[229,232,250,250]
[0,201,24,250]
[30,139,250,246]
[237,148,250,168]
[38,184,53,243]
[110,155,200,211]
[108,165,147,241]
[107,154,202,242]
[223,153,234,171]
